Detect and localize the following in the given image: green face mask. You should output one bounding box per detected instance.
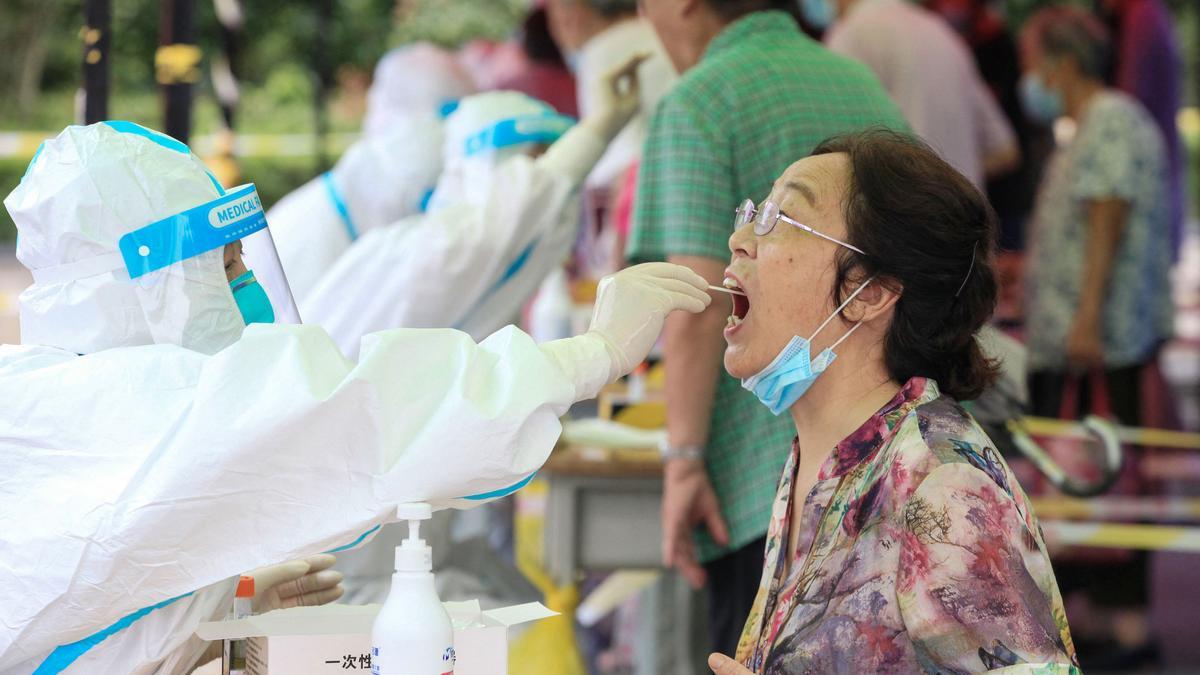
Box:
[229,270,276,325]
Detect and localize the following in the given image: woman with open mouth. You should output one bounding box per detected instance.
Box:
[708,129,1078,675]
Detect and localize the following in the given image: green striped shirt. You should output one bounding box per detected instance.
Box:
[628,10,907,562]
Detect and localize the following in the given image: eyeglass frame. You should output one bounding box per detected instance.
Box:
[735,198,865,256]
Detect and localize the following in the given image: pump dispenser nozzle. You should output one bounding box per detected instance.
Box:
[394,502,433,573]
[373,502,454,673]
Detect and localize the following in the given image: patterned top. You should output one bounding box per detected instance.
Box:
[626,9,907,561]
[1024,91,1174,371]
[736,378,1079,674]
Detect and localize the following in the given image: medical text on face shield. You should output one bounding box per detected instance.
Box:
[208,194,262,228]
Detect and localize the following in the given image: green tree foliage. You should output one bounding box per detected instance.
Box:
[390,0,527,48]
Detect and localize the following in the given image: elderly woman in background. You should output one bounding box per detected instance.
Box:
[705,129,1078,674]
[1019,6,1173,669]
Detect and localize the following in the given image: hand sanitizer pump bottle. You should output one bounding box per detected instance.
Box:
[371,503,455,675]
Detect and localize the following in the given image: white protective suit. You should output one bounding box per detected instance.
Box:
[265,117,444,304]
[362,43,476,137]
[0,122,708,674]
[303,91,604,358]
[266,43,476,306]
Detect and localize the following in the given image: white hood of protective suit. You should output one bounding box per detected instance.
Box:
[4,122,244,355]
[426,91,561,212]
[265,115,445,304]
[364,42,477,136]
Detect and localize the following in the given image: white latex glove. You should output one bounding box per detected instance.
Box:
[540,263,709,402]
[579,52,649,143]
[248,554,345,613]
[589,262,711,379]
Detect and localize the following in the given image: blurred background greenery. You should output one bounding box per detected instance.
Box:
[0,0,1195,241]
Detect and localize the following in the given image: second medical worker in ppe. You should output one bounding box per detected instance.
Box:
[0,121,710,674]
[264,42,477,304]
[300,54,652,604]
[303,56,648,357]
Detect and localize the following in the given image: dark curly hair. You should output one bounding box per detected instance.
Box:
[811,128,999,400]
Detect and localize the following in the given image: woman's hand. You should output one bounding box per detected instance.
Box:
[708,653,754,674]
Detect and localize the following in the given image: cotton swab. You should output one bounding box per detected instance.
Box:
[708,284,747,297]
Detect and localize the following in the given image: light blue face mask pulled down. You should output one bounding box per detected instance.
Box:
[1019,72,1063,125]
[229,269,276,324]
[742,278,873,415]
[801,0,835,31]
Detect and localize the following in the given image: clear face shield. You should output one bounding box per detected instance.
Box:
[119,183,301,350]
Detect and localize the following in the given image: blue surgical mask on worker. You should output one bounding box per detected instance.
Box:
[742,278,874,415]
[1019,72,1063,125]
[229,270,276,324]
[801,0,835,31]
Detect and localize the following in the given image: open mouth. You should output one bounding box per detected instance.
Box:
[724,277,750,329]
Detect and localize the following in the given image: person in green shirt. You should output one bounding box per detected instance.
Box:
[630,0,907,656]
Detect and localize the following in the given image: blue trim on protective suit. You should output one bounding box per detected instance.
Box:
[33,592,194,674]
[22,142,45,180]
[463,471,537,501]
[322,171,359,242]
[22,121,225,196]
[452,238,538,332]
[31,475,526,674]
[325,524,382,553]
[102,120,225,195]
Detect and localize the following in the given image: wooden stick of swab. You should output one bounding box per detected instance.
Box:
[708,285,747,297]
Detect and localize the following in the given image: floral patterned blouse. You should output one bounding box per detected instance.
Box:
[735,377,1079,674]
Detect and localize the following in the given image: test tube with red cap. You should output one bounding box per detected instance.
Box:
[223,575,255,675]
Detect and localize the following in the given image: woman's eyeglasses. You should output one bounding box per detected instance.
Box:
[735,198,865,255]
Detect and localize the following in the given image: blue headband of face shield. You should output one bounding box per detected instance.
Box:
[463,113,576,157]
[118,183,266,279]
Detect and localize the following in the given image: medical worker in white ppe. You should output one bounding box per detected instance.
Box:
[303,56,648,357]
[0,121,710,674]
[264,42,476,304]
[308,57,637,607]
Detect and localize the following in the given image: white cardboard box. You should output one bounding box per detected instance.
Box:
[196,601,555,675]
